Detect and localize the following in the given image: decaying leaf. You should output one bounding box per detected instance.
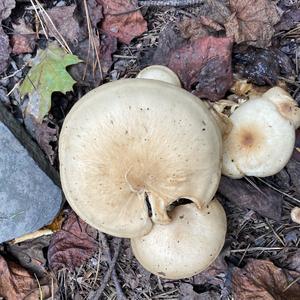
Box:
[7,236,51,277]
[98,0,147,44]
[48,210,98,272]
[232,259,300,300]
[224,0,280,48]
[179,16,223,40]
[179,283,220,300]
[287,250,300,273]
[161,35,233,101]
[44,5,80,44]
[233,46,295,85]
[0,255,55,300]
[218,176,282,220]
[19,43,81,123]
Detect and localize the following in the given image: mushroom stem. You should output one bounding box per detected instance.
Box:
[147,191,171,224]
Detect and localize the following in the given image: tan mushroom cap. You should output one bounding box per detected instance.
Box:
[59,68,222,238]
[131,199,227,279]
[136,65,181,87]
[222,87,300,178]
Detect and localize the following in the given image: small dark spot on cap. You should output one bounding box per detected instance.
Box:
[179,215,184,219]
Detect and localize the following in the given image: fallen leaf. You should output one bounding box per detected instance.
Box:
[19,42,81,123]
[0,26,10,74]
[275,8,300,31]
[48,210,98,272]
[0,255,56,300]
[44,5,81,44]
[224,0,280,48]
[233,46,295,85]
[218,176,282,220]
[0,0,15,20]
[179,16,223,40]
[232,259,300,300]
[69,33,117,86]
[169,36,233,101]
[11,19,36,55]
[98,0,147,44]
[7,236,51,277]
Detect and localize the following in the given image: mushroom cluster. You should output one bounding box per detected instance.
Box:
[59,65,300,280]
[59,65,227,279]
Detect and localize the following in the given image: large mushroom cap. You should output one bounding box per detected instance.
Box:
[222,88,298,178]
[131,199,227,279]
[59,76,222,238]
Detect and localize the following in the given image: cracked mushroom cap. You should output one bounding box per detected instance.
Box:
[131,199,227,279]
[59,66,222,238]
[222,87,300,178]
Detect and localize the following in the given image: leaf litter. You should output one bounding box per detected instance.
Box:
[1,0,300,299]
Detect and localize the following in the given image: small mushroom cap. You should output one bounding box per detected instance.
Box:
[136,65,181,87]
[59,77,222,238]
[222,98,296,178]
[262,87,300,129]
[291,207,300,224]
[131,199,227,279]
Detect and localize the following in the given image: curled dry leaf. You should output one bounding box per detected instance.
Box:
[48,210,98,272]
[0,255,56,300]
[224,0,280,48]
[232,259,300,300]
[98,0,147,44]
[218,176,282,220]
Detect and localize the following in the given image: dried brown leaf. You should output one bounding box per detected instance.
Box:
[218,176,282,220]
[287,250,300,273]
[179,16,223,40]
[7,236,51,277]
[232,259,300,300]
[48,210,98,272]
[224,0,280,48]
[98,0,147,44]
[45,5,80,44]
[0,255,55,299]
[167,36,233,101]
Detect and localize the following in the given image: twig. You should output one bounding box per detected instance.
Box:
[89,235,124,300]
[99,233,126,300]
[138,0,205,6]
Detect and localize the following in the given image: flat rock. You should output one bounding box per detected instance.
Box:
[0,121,61,243]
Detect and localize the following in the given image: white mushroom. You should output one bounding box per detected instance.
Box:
[222,87,300,178]
[131,199,227,279]
[59,66,222,238]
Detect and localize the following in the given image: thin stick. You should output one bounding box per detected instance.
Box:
[99,233,126,299]
[89,236,123,300]
[29,0,48,39]
[231,247,286,253]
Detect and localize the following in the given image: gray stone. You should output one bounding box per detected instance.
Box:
[0,121,62,243]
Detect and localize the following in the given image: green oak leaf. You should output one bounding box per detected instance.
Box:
[19,43,81,122]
